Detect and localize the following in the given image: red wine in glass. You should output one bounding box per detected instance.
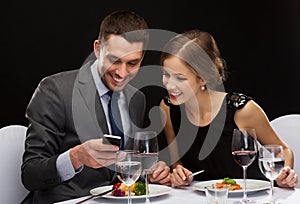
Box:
[232,150,257,166]
[231,128,258,204]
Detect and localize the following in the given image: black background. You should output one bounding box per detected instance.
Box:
[1,0,300,128]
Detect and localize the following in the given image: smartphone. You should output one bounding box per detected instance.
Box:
[102,134,122,147]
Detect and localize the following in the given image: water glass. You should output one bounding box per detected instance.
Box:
[205,186,229,204]
[115,150,142,204]
[133,131,159,204]
[258,145,284,204]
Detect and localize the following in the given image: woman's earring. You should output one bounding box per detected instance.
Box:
[164,95,171,106]
[201,85,206,91]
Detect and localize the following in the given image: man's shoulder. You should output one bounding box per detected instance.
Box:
[42,61,93,83]
[43,69,79,82]
[125,84,145,98]
[36,69,80,94]
[126,83,140,93]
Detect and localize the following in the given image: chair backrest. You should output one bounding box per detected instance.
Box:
[270,114,300,188]
[0,125,29,203]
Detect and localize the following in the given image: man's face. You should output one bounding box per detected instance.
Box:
[96,35,144,92]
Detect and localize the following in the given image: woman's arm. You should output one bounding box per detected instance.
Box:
[159,100,182,169]
[159,100,192,186]
[235,100,298,188]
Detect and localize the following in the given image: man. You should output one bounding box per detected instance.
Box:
[21,10,170,204]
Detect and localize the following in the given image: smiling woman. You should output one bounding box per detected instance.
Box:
[162,56,204,105]
[159,29,298,189]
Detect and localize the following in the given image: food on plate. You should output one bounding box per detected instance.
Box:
[112,181,146,197]
[134,181,147,195]
[214,177,242,191]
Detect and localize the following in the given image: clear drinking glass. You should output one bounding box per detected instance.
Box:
[232,128,258,204]
[205,185,229,204]
[115,150,142,204]
[258,145,284,204]
[133,131,159,204]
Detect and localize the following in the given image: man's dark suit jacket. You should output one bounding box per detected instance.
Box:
[21,61,146,204]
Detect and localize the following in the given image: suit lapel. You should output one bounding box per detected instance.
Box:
[123,88,135,125]
[75,64,144,146]
[94,92,109,135]
[76,62,109,139]
[125,86,145,128]
[123,86,146,150]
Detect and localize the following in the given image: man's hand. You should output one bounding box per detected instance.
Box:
[149,161,171,186]
[70,138,119,170]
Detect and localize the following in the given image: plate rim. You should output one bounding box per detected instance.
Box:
[90,183,172,199]
[192,178,270,194]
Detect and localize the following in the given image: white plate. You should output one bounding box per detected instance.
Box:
[90,184,172,199]
[193,179,270,194]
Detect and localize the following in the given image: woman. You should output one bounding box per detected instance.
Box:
[159,29,298,188]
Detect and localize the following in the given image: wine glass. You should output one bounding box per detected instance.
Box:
[133,131,159,204]
[115,150,142,204]
[232,128,258,204]
[258,145,284,204]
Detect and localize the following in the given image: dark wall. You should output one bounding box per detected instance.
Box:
[1,0,300,128]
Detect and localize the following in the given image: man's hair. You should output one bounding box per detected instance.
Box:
[98,10,149,47]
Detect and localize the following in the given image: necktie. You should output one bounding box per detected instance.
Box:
[107,91,124,149]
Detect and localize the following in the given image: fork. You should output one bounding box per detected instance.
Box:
[75,188,113,204]
[185,170,205,180]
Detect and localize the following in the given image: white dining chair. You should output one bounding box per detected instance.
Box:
[0,125,29,203]
[270,114,300,188]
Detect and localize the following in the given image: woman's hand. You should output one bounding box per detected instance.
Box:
[276,166,298,188]
[170,164,193,187]
[149,161,171,186]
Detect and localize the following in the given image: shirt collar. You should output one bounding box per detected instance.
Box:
[91,60,110,98]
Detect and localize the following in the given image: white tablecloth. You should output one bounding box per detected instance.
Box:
[55,185,300,204]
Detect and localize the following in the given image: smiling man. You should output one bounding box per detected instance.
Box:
[21,10,170,204]
[95,34,144,92]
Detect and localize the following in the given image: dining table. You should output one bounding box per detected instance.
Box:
[55,183,300,204]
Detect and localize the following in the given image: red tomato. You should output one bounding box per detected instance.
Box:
[113,182,122,190]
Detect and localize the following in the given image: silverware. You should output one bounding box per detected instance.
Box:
[185,170,205,180]
[75,188,113,204]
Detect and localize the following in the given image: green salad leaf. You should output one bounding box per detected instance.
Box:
[134,181,146,196]
[223,177,236,185]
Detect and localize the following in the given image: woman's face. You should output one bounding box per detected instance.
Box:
[162,56,203,105]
